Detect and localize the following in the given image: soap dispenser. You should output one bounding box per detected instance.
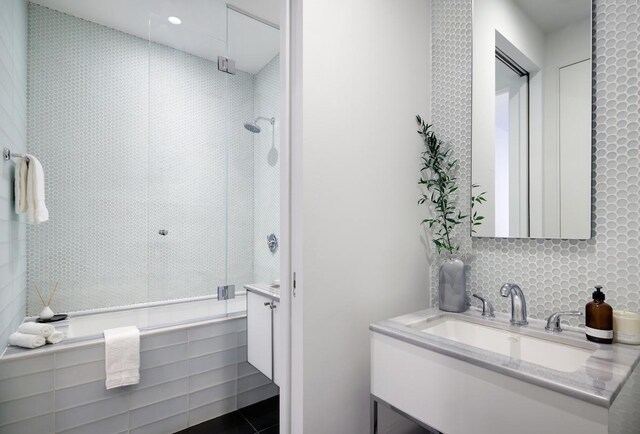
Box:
[585,285,613,344]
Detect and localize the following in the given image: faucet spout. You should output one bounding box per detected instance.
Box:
[500,283,528,325]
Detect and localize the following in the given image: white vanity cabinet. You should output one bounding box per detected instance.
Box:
[246,287,280,386]
[370,309,640,434]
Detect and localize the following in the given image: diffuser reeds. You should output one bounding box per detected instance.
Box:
[34,282,59,307]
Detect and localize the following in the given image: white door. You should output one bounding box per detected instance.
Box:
[559,59,591,239]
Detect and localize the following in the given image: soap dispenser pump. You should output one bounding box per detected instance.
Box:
[585,285,613,344]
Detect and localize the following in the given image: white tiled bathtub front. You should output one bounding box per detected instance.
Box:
[0,316,278,434]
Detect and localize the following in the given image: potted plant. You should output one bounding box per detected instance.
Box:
[415,116,485,312]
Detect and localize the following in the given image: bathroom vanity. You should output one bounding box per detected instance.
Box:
[246,283,281,386]
[370,308,640,434]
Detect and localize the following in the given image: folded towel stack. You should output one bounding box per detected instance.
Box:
[9,321,64,349]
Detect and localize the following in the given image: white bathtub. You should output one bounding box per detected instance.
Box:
[25,293,247,342]
[0,290,279,433]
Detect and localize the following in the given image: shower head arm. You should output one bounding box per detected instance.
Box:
[255,116,275,125]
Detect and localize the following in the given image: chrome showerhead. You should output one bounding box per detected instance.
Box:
[244,122,261,133]
[243,116,275,134]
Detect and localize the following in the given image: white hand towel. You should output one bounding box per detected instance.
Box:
[46,331,64,344]
[18,322,54,338]
[104,326,140,389]
[25,155,49,224]
[14,157,28,214]
[9,332,46,349]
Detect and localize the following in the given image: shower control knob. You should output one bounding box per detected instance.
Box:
[267,234,278,253]
[158,229,168,236]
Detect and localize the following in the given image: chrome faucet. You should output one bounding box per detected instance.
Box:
[500,283,528,325]
[545,311,583,332]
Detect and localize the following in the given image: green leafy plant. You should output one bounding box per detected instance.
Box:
[416,115,485,254]
[471,184,487,234]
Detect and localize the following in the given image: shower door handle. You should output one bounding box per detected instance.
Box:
[158,229,168,236]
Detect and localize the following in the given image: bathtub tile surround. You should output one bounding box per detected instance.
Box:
[431,0,640,319]
[26,3,151,313]
[0,317,277,434]
[0,0,27,352]
[26,3,251,312]
[26,4,280,315]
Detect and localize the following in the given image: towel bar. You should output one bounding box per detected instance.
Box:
[3,147,29,162]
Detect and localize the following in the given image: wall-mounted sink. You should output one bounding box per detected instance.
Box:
[370,308,640,434]
[414,316,595,372]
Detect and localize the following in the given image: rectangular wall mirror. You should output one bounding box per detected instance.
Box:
[472,0,592,239]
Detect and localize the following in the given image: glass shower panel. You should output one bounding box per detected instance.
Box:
[26,4,151,314]
[226,7,281,290]
[147,15,229,313]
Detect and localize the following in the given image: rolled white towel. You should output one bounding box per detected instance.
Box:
[46,331,64,344]
[9,332,46,349]
[18,322,54,337]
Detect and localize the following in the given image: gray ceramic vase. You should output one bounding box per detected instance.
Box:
[438,258,467,312]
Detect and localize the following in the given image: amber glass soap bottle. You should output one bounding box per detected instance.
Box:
[585,285,613,344]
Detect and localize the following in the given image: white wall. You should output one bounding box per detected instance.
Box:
[541,18,591,237]
[298,0,431,432]
[0,0,27,351]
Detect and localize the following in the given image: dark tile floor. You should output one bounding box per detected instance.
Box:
[176,396,279,434]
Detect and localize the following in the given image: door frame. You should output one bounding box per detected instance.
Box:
[279,0,303,432]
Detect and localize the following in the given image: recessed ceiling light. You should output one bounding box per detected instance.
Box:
[168,16,182,25]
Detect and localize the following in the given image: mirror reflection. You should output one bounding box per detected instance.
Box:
[472,0,592,239]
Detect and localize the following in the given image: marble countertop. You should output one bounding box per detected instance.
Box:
[244,282,280,302]
[370,307,640,408]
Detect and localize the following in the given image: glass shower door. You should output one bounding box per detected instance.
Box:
[147,14,230,316]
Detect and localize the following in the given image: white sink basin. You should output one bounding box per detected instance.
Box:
[415,317,594,372]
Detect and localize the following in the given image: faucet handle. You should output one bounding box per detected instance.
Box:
[545,310,583,332]
[472,294,495,318]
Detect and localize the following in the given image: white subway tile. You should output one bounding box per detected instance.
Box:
[188,396,236,427]
[130,377,188,409]
[130,411,188,434]
[57,412,129,434]
[0,391,53,425]
[55,394,129,432]
[0,369,53,403]
[130,394,188,429]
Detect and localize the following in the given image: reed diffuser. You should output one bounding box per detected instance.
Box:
[35,282,58,320]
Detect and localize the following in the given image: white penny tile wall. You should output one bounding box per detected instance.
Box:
[253,54,281,285]
[430,0,640,321]
[26,4,280,315]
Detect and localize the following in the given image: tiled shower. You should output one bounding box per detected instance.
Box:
[26,4,281,314]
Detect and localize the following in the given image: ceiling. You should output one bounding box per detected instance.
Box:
[512,0,590,34]
[29,0,279,74]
